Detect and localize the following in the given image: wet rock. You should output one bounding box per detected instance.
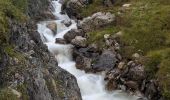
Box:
[46,22,57,35]
[127,64,145,82]
[76,56,92,71]
[119,85,127,91]
[79,12,115,32]
[64,29,85,43]
[105,68,121,80]
[61,20,72,27]
[93,50,118,71]
[106,79,117,91]
[71,36,87,47]
[125,81,139,90]
[87,43,99,53]
[55,38,67,44]
[73,46,99,61]
[43,11,56,20]
[137,97,148,100]
[144,80,161,100]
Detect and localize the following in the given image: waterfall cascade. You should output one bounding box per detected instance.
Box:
[38,1,138,100]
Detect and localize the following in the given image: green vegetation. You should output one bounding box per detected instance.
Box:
[80,0,170,54]
[143,48,170,99]
[157,59,170,100]
[80,0,128,17]
[79,0,170,99]
[0,0,27,44]
[121,0,170,54]
[145,48,170,78]
[87,25,119,48]
[0,88,18,100]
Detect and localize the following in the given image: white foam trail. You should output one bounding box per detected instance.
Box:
[37,0,138,100]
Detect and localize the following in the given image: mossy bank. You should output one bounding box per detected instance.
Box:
[0,0,82,100]
[63,0,170,99]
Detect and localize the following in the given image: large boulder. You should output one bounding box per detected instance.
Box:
[64,29,85,43]
[143,80,161,100]
[92,49,118,71]
[46,22,57,35]
[71,36,87,47]
[126,62,146,82]
[62,0,84,19]
[78,12,115,32]
[76,55,92,71]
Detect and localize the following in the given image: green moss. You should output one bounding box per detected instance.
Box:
[0,0,27,44]
[4,45,25,61]
[0,88,18,100]
[11,0,28,12]
[87,26,118,44]
[157,59,170,100]
[144,48,170,78]
[80,0,103,17]
[80,0,170,56]
[118,0,170,54]
[79,0,170,98]
[45,77,65,98]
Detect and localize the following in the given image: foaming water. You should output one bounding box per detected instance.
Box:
[37,1,138,100]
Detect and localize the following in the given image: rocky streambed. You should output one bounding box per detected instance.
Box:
[0,0,162,100]
[56,0,162,100]
[37,0,152,100]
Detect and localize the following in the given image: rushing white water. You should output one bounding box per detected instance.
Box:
[38,1,138,100]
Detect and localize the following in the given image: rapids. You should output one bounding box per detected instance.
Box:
[37,0,138,100]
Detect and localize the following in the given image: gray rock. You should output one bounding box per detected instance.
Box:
[76,56,92,71]
[93,49,118,71]
[61,20,72,27]
[55,38,67,44]
[127,64,145,82]
[64,29,85,43]
[106,79,117,91]
[79,12,115,32]
[125,81,139,90]
[71,36,87,47]
[46,22,57,35]
[144,80,161,100]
